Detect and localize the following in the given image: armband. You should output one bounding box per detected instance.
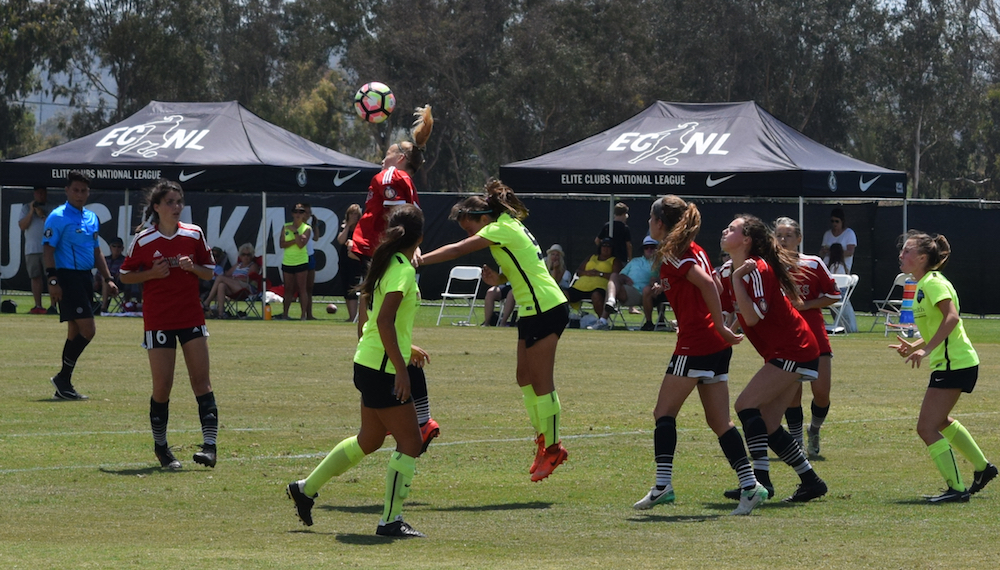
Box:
[45,267,58,278]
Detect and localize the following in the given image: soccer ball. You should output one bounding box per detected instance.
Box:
[354,82,396,124]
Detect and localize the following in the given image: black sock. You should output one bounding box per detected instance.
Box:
[150,398,169,447]
[810,401,830,432]
[59,335,91,381]
[408,365,430,425]
[738,408,771,488]
[653,415,677,488]
[196,392,218,446]
[769,426,821,484]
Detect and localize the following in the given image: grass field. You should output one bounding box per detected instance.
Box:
[2,303,1000,569]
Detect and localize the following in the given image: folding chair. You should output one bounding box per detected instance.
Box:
[827,274,859,335]
[436,266,483,325]
[869,272,910,335]
[223,258,265,319]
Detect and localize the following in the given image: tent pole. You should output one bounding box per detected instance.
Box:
[903,197,908,234]
[798,197,804,254]
[261,191,268,316]
[608,194,615,238]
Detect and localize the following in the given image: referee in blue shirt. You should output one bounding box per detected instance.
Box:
[43,171,118,400]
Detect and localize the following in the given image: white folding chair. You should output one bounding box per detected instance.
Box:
[436,266,483,325]
[870,272,910,335]
[827,274,859,335]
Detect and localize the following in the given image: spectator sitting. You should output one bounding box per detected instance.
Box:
[483,283,516,326]
[96,237,139,312]
[546,244,572,290]
[201,247,227,305]
[613,235,658,317]
[204,243,260,319]
[566,238,621,330]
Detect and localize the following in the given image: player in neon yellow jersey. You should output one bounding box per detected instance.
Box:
[418,179,570,482]
[287,204,427,537]
[892,230,997,503]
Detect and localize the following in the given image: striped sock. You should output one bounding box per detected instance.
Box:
[653,416,677,489]
[150,398,169,447]
[196,392,218,446]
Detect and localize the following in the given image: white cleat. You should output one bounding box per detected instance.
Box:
[730,483,769,515]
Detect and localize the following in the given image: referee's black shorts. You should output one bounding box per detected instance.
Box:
[56,269,95,322]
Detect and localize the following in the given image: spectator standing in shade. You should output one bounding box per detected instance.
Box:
[19,186,54,314]
[43,171,118,400]
[596,202,632,264]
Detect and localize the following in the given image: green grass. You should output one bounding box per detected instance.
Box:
[2,304,1000,568]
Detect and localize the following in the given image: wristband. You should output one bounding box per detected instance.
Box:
[45,267,57,278]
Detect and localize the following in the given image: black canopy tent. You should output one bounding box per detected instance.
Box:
[0,100,380,192]
[500,101,906,198]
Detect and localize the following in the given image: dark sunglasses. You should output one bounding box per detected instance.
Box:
[293,208,306,214]
[643,245,657,249]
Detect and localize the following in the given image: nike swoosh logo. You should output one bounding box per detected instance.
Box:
[334,169,361,187]
[859,175,880,192]
[179,170,206,182]
[706,174,736,187]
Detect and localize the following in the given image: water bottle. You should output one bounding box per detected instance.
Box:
[264,302,272,320]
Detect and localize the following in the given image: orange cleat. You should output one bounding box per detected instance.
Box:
[419,418,440,455]
[530,434,546,474]
[530,441,568,482]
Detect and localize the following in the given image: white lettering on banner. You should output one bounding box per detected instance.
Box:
[310,208,340,283]
[2,205,24,278]
[605,122,733,166]
[206,206,249,262]
[91,115,212,159]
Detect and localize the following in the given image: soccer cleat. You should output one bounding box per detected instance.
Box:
[782,479,828,503]
[632,485,675,510]
[154,445,182,470]
[286,481,316,526]
[419,418,440,456]
[529,434,546,474]
[731,483,769,515]
[925,487,971,503]
[530,442,568,482]
[376,516,426,538]
[970,463,998,495]
[640,321,655,332]
[193,443,217,468]
[807,429,821,458]
[724,483,774,501]
[51,376,88,400]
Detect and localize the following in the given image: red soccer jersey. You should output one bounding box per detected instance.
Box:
[660,242,730,356]
[120,222,215,331]
[719,257,819,362]
[351,167,420,258]
[795,254,841,354]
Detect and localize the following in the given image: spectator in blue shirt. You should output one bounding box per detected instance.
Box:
[607,235,659,316]
[42,171,117,400]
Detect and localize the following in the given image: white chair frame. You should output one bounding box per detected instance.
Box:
[436,266,483,326]
[827,273,859,335]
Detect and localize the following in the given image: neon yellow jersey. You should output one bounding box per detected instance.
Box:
[282,222,310,266]
[354,253,418,373]
[477,213,567,317]
[913,271,979,371]
[572,254,616,292]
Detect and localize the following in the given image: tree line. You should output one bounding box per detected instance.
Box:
[4,0,1000,199]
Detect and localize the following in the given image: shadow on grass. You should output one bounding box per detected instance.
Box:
[99,466,187,476]
[335,533,401,545]
[431,500,553,513]
[630,513,721,523]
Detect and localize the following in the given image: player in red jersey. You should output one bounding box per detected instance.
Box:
[719,214,828,503]
[120,180,220,471]
[350,106,441,453]
[351,106,432,260]
[774,217,841,459]
[632,196,767,516]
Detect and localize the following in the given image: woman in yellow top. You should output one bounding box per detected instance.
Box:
[278,203,312,320]
[418,179,570,482]
[567,238,622,330]
[891,230,996,502]
[287,204,426,538]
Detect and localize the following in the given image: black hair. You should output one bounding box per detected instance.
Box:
[737,213,801,303]
[67,170,91,186]
[360,204,424,300]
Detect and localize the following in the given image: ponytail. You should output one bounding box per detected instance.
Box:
[398,105,434,173]
[136,179,183,232]
[903,230,951,271]
[738,214,801,303]
[651,195,700,260]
